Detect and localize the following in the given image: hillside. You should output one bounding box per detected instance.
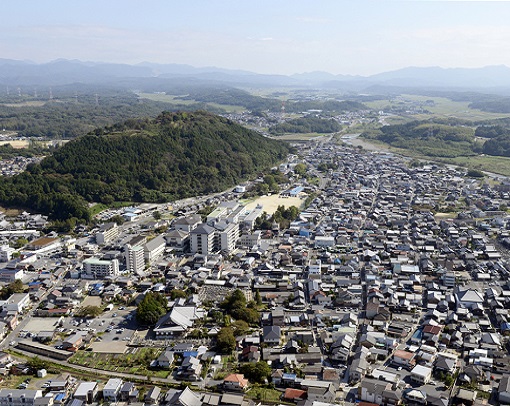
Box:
[0,111,290,226]
[362,119,481,157]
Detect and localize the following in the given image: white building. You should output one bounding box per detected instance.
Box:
[144,235,166,264]
[103,378,123,402]
[0,390,42,406]
[0,246,15,262]
[3,293,30,313]
[96,222,119,245]
[125,245,144,274]
[219,223,240,253]
[237,230,262,248]
[410,365,432,384]
[190,224,216,255]
[82,258,119,278]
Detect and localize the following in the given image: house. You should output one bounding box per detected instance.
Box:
[223,374,249,391]
[410,365,432,384]
[145,387,161,405]
[73,382,98,404]
[283,388,307,402]
[393,350,415,368]
[62,334,83,351]
[301,381,336,403]
[119,382,138,402]
[499,375,510,405]
[359,378,402,406]
[103,378,123,402]
[0,390,43,406]
[262,326,281,345]
[155,349,174,368]
[164,387,202,406]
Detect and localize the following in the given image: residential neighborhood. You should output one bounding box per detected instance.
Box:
[1,136,510,406]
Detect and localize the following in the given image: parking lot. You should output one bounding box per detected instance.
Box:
[20,305,138,351]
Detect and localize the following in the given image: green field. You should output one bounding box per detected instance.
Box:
[354,136,510,176]
[273,132,334,141]
[366,94,510,121]
[70,347,169,378]
[137,92,245,113]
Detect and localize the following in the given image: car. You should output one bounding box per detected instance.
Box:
[397,366,403,371]
[119,306,125,310]
[112,313,117,317]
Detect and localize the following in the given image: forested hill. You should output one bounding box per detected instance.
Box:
[0,111,290,227]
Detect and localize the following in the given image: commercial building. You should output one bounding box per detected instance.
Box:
[125,245,144,274]
[144,235,166,264]
[95,223,119,245]
[82,258,119,278]
[190,224,216,255]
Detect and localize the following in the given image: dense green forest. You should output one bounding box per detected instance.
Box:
[482,135,510,157]
[0,91,216,138]
[0,111,290,227]
[269,116,341,135]
[474,125,509,138]
[363,120,481,157]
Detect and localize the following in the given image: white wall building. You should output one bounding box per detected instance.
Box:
[103,378,123,402]
[144,235,166,264]
[219,223,240,253]
[82,258,119,278]
[96,222,119,245]
[0,246,15,262]
[190,224,216,255]
[125,244,145,274]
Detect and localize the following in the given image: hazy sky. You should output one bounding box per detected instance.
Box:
[2,0,510,76]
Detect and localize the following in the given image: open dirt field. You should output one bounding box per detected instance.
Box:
[243,194,305,214]
[0,140,29,148]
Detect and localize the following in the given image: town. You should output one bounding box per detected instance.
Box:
[1,136,510,406]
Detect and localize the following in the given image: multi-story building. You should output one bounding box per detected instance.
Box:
[125,245,144,274]
[219,222,240,253]
[82,258,119,278]
[144,235,166,264]
[0,390,42,406]
[190,224,216,255]
[96,222,120,245]
[103,379,123,402]
[0,246,15,262]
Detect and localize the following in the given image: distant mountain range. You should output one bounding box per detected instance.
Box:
[2,58,510,92]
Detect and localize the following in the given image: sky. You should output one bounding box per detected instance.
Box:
[2,0,510,76]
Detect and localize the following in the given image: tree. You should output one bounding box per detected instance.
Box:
[136,292,167,325]
[254,290,262,306]
[110,215,125,225]
[170,289,187,300]
[239,361,272,384]
[232,320,250,336]
[216,327,236,354]
[14,238,28,249]
[26,356,48,371]
[153,211,162,220]
[294,163,307,177]
[75,305,102,318]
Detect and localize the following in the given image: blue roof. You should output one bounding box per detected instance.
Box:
[183,351,199,358]
[54,394,65,401]
[282,373,297,380]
